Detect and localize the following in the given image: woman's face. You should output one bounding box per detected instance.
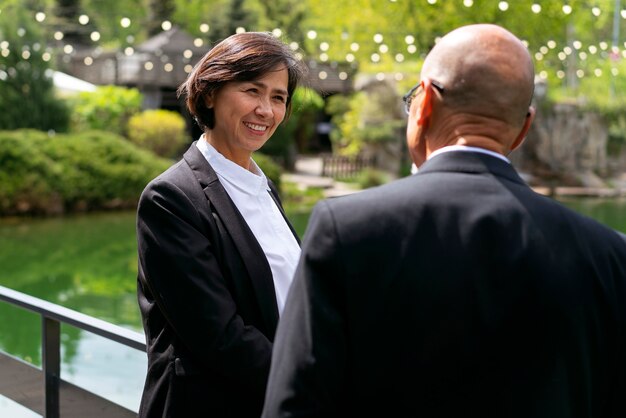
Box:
[205,66,289,167]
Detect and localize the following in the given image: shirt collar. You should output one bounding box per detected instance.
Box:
[428,145,510,164]
[196,136,268,196]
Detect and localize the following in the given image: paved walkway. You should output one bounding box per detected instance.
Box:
[283,156,359,198]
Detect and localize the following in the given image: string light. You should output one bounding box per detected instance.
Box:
[161,21,172,31]
[464,0,474,7]
[498,2,509,12]
[200,23,209,33]
[531,3,541,13]
[120,18,131,28]
[164,63,174,72]
[35,12,46,22]
[592,7,601,17]
[79,15,89,25]
[562,5,572,15]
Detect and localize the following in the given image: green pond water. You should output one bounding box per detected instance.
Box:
[0,197,624,415]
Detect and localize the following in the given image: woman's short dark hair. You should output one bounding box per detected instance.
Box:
[178,32,308,131]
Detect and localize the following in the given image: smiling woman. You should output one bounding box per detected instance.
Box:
[135,32,307,418]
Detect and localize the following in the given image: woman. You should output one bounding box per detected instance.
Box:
[136,32,307,417]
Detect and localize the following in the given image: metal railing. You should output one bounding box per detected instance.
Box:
[0,285,146,418]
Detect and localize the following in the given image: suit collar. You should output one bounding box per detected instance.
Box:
[418,150,527,186]
[183,142,280,332]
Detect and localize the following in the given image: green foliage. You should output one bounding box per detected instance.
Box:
[355,168,391,189]
[127,109,188,158]
[0,129,171,215]
[0,2,70,132]
[280,180,324,214]
[327,82,405,156]
[69,86,142,136]
[263,87,325,168]
[252,152,283,191]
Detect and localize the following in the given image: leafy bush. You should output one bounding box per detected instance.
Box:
[253,152,283,191]
[262,87,325,169]
[69,86,142,136]
[0,129,171,215]
[326,81,405,156]
[127,109,189,158]
[355,168,392,189]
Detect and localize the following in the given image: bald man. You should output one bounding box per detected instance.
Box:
[262,25,626,418]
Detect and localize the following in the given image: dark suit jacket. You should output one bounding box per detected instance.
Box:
[137,142,298,418]
[263,151,626,418]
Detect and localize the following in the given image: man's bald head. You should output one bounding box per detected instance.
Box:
[421,24,535,127]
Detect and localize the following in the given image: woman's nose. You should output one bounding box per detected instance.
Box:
[255,97,272,118]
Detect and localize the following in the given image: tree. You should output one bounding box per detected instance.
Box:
[0,2,70,131]
[147,0,175,36]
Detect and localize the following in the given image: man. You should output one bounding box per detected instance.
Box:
[262,24,626,417]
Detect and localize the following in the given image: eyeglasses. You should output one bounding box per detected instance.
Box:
[402,79,445,115]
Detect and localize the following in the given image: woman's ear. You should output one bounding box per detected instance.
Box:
[204,92,214,109]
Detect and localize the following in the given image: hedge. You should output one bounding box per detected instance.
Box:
[0,129,171,216]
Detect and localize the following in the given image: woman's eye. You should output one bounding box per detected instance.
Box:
[274,96,286,103]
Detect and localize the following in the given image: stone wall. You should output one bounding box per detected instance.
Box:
[511,102,614,187]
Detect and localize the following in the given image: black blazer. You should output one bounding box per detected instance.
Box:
[263,151,626,418]
[137,142,298,417]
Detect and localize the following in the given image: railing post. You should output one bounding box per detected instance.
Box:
[42,316,60,418]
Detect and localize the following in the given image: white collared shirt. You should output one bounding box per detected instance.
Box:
[428,145,510,163]
[412,145,510,173]
[196,138,300,315]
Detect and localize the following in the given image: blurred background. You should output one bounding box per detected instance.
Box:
[1,0,626,416]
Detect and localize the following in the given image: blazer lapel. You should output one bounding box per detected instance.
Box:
[183,143,280,332]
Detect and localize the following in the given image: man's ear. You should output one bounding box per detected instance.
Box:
[510,106,535,152]
[417,81,434,127]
